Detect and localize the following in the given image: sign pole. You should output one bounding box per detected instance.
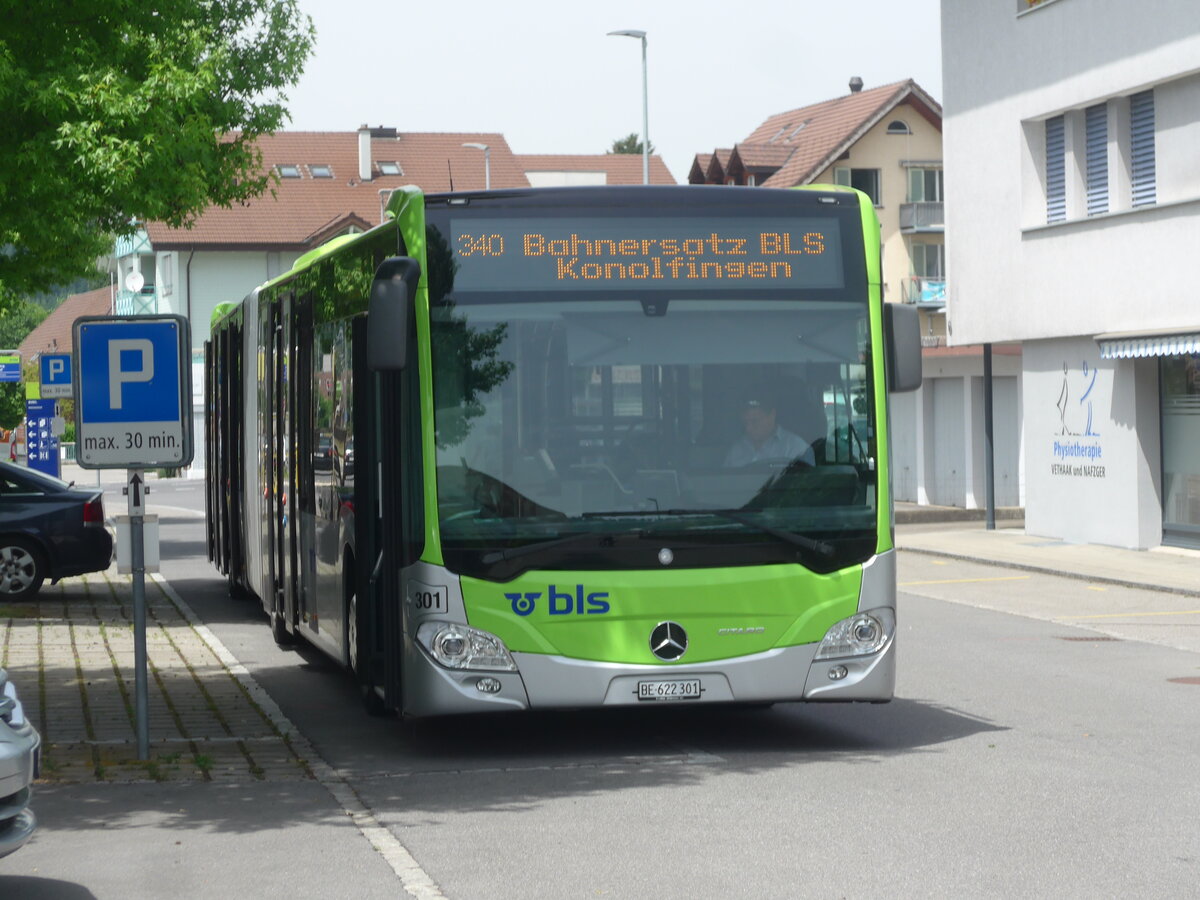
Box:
[127,468,150,760]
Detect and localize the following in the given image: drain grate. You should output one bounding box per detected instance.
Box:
[1058,635,1121,642]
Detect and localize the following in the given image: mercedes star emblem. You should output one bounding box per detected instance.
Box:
[649,621,688,661]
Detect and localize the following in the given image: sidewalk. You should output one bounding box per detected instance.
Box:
[0,565,311,785]
[895,509,1200,598]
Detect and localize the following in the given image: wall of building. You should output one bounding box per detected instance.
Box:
[890,351,1022,509]
[942,0,1200,347]
[1022,337,1161,548]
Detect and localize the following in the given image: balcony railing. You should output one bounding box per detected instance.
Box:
[899,201,944,232]
[115,286,158,316]
[901,275,946,308]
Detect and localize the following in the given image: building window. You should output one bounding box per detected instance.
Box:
[309,164,332,178]
[1045,115,1066,224]
[834,167,882,205]
[746,174,757,187]
[1130,90,1156,208]
[910,242,945,278]
[277,164,302,178]
[907,167,943,203]
[1085,103,1109,216]
[887,120,912,135]
[378,161,402,175]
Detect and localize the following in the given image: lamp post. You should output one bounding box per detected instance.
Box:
[607,29,649,185]
[462,142,490,190]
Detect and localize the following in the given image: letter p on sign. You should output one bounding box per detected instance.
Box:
[108,339,154,409]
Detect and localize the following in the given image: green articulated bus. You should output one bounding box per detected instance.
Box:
[205,184,922,718]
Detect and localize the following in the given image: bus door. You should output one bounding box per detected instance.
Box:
[269,294,297,640]
[294,294,317,636]
[353,323,413,712]
[224,320,245,592]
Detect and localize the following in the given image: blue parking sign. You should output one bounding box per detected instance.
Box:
[40,353,73,398]
[73,315,193,469]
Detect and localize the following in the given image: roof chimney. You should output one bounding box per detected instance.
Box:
[849,76,864,94]
[358,125,372,181]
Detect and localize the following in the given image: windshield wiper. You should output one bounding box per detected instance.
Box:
[480,529,643,566]
[583,508,835,559]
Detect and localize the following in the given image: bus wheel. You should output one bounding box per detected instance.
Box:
[227,570,249,600]
[270,610,295,646]
[348,589,387,717]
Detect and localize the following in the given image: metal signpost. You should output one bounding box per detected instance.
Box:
[73,315,193,760]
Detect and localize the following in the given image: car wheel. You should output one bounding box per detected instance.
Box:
[0,538,46,598]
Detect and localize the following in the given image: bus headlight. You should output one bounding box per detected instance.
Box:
[814,608,895,660]
[416,622,517,672]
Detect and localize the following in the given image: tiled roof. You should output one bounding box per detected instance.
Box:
[688,154,714,183]
[690,80,942,187]
[704,149,734,182]
[145,131,531,250]
[18,285,114,360]
[516,154,676,185]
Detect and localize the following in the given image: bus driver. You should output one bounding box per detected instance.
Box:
[724,388,815,468]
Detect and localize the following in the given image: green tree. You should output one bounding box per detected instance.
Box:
[609,133,655,155]
[0,299,48,429]
[0,1,315,299]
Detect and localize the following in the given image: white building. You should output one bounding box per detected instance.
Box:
[942,0,1200,549]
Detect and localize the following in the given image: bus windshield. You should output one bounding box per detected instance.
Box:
[431,295,876,579]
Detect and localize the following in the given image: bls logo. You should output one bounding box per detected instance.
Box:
[506,585,611,617]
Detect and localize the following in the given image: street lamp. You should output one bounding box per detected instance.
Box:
[462,142,490,190]
[607,29,649,185]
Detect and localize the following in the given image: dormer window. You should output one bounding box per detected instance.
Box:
[887,120,912,135]
[378,161,402,175]
[309,164,332,178]
[277,164,302,178]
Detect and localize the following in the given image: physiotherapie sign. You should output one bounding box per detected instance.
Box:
[73,315,194,469]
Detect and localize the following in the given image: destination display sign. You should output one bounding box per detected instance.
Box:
[450,217,845,293]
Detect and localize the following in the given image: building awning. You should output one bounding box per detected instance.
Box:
[1096,328,1200,359]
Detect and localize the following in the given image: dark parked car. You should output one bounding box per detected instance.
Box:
[314,434,333,471]
[0,460,113,598]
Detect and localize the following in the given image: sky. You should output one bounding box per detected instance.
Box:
[284,0,943,183]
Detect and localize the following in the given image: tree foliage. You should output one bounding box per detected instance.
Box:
[0,1,315,298]
[609,133,654,155]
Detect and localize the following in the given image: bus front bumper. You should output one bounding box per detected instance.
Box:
[401,634,894,717]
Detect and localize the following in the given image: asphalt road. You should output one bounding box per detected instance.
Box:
[8,479,1200,898]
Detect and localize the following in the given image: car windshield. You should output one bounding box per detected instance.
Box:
[431,296,877,578]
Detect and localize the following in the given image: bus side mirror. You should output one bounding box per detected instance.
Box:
[884,302,922,393]
[367,257,421,371]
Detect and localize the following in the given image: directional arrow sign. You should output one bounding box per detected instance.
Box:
[73,315,194,469]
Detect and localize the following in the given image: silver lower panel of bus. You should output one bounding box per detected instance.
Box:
[401,636,893,716]
[400,551,896,717]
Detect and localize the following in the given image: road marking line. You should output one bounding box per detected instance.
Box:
[1058,609,1200,620]
[153,574,447,900]
[900,575,1032,586]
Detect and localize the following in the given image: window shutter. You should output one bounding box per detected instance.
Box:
[1085,103,1109,216]
[1045,116,1066,223]
[1130,90,1156,207]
